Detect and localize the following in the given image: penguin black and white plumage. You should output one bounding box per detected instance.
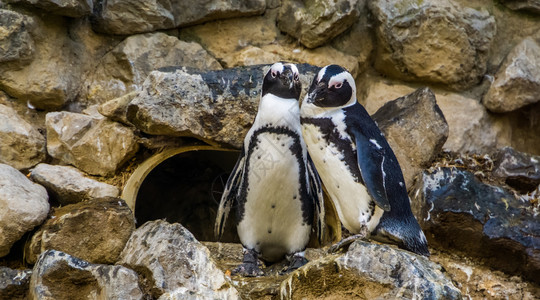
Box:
[299,64,429,256]
[215,62,325,276]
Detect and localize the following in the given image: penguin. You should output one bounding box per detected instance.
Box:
[299,64,429,256]
[215,62,325,276]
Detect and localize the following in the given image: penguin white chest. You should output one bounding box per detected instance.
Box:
[302,124,383,233]
[238,132,310,262]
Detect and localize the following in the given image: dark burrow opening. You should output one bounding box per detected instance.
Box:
[135,150,241,243]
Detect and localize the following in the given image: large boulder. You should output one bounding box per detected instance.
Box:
[500,0,540,14]
[127,64,320,148]
[26,197,134,265]
[92,0,266,35]
[30,163,119,205]
[0,104,45,170]
[45,111,139,176]
[0,163,49,257]
[491,147,540,193]
[117,220,240,299]
[369,0,496,90]
[30,250,143,300]
[412,167,540,284]
[281,241,461,299]
[82,32,222,107]
[277,0,359,48]
[483,38,540,113]
[5,0,93,17]
[372,88,448,188]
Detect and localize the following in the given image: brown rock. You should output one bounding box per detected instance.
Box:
[26,198,135,265]
[5,0,93,18]
[483,38,540,113]
[45,111,139,176]
[372,88,449,188]
[0,9,34,66]
[277,0,359,49]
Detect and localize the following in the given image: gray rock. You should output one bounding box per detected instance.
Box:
[0,163,49,257]
[0,9,34,65]
[5,0,93,17]
[30,163,119,205]
[500,0,540,14]
[127,64,320,148]
[46,111,139,176]
[281,240,461,299]
[492,147,540,193]
[483,38,540,113]
[117,220,239,299]
[29,250,143,300]
[277,0,359,49]
[92,0,265,35]
[0,267,32,300]
[411,167,540,285]
[26,197,134,265]
[83,32,221,107]
[372,88,449,188]
[369,0,495,90]
[0,12,87,110]
[0,104,45,170]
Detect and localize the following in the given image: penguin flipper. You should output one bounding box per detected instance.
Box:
[351,128,391,211]
[214,148,245,240]
[307,155,325,244]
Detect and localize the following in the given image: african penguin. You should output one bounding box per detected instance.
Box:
[299,64,429,256]
[215,62,325,276]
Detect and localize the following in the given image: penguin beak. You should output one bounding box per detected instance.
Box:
[307,81,327,105]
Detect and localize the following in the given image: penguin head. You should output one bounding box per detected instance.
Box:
[304,64,356,110]
[262,62,302,100]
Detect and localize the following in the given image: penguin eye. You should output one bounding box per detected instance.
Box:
[334,82,343,89]
[271,71,278,78]
[294,73,299,81]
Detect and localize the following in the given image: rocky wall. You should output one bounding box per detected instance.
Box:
[0,0,539,299]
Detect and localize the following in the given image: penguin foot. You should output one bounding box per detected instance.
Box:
[280,252,308,275]
[328,229,369,254]
[233,247,264,277]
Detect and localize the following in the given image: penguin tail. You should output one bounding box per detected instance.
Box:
[372,217,430,257]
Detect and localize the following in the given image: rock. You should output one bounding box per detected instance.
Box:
[127,64,320,148]
[92,0,265,35]
[281,240,461,299]
[98,91,138,126]
[362,77,511,154]
[0,9,34,66]
[117,220,239,299]
[0,104,45,170]
[483,38,540,113]
[0,163,49,257]
[83,32,221,107]
[330,0,374,73]
[45,111,139,176]
[30,163,120,205]
[29,250,143,300]
[5,0,93,18]
[500,0,540,14]
[412,167,540,284]
[26,197,134,265]
[0,11,106,110]
[277,0,359,49]
[371,88,449,188]
[0,267,32,300]
[222,45,282,68]
[369,0,496,90]
[492,147,540,193]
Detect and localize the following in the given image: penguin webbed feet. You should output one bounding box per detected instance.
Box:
[233,248,264,277]
[280,252,308,275]
[328,226,370,254]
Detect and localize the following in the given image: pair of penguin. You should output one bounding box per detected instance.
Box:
[215,62,429,276]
